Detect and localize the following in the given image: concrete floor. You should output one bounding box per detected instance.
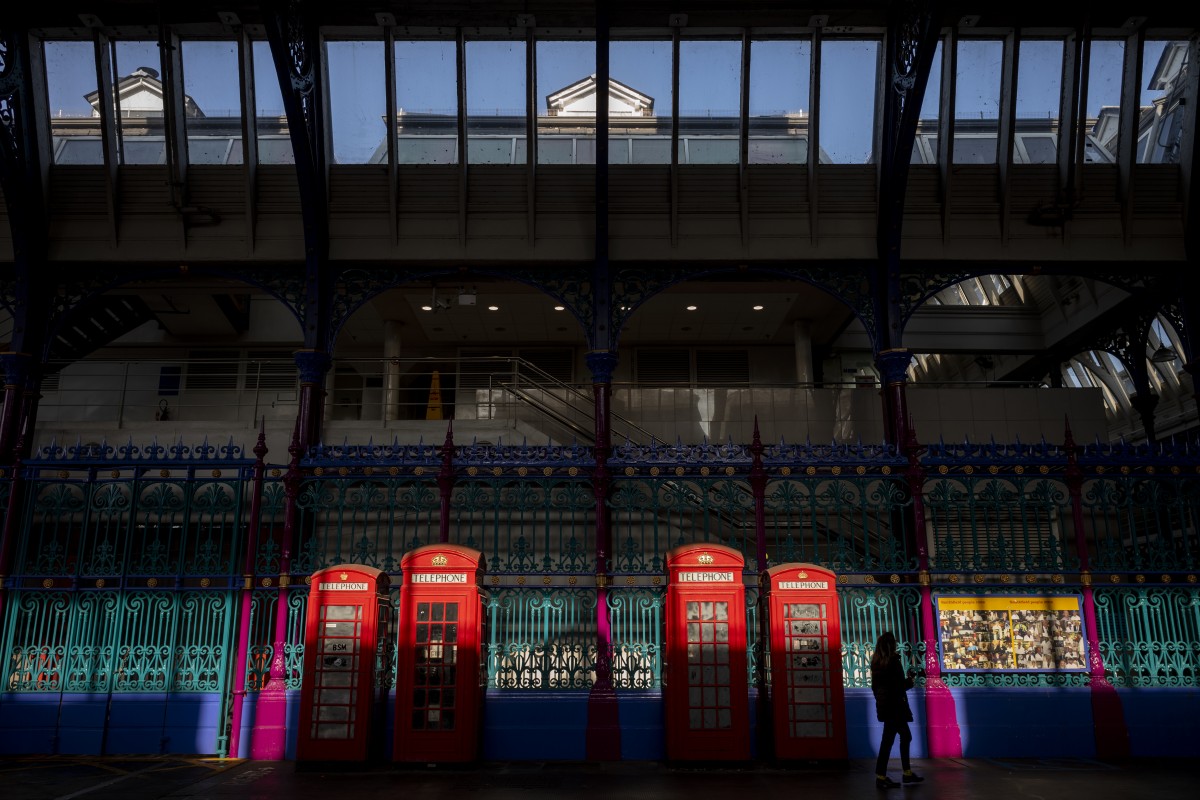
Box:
[2,756,1196,800]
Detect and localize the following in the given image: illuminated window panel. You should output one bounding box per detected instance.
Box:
[1014,40,1064,164]
[182,40,243,164]
[327,40,387,164]
[395,40,458,165]
[112,40,166,165]
[679,40,741,164]
[45,40,103,165]
[1083,40,1125,164]
[953,39,1002,164]
[750,39,811,165]
[537,40,596,164]
[466,40,526,165]
[911,41,942,164]
[1137,40,1189,164]
[819,40,880,164]
[610,40,672,165]
[253,40,293,164]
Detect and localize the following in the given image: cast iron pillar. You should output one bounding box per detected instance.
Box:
[749,418,773,759]
[903,423,963,757]
[585,348,621,761]
[250,422,302,759]
[294,350,332,452]
[228,422,268,758]
[0,26,50,462]
[876,349,914,446]
[1064,422,1130,757]
[438,423,456,544]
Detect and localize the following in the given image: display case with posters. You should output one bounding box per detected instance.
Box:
[935,596,1087,672]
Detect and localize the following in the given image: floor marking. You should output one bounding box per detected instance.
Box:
[52,762,163,800]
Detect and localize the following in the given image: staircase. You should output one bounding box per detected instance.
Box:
[46,295,157,371]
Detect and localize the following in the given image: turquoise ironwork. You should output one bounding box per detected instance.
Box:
[838,586,923,687]
[925,477,1075,573]
[766,477,913,573]
[293,477,439,574]
[609,479,753,574]
[1094,587,1200,687]
[608,588,664,689]
[1082,477,1198,572]
[452,480,594,574]
[486,588,598,689]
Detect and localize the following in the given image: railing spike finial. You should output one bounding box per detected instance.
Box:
[287,416,302,464]
[254,419,268,462]
[752,415,761,443]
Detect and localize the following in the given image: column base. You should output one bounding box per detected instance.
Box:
[250,682,289,760]
[585,684,622,761]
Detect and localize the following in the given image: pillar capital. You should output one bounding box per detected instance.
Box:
[586,349,619,384]
[293,349,332,384]
[875,348,913,385]
[0,352,36,389]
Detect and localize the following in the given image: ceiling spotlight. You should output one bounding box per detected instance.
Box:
[686,305,698,311]
[752,305,764,311]
[553,305,565,311]
[1151,346,1179,363]
[488,305,500,311]
[421,305,433,312]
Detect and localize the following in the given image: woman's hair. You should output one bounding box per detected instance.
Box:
[871,631,898,671]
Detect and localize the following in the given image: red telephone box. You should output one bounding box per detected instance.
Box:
[664,543,750,761]
[764,563,846,759]
[297,564,391,761]
[393,544,486,762]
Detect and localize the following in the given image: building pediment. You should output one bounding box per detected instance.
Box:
[84,66,203,118]
[545,74,653,116]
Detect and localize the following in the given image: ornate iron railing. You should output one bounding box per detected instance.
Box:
[3,433,1200,756]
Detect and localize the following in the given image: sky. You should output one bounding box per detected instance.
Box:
[43,37,1177,165]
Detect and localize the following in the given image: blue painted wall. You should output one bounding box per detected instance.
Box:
[0,692,224,755]
[1117,687,1200,757]
[5,686,1200,759]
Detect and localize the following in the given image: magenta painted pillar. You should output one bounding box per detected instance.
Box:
[228,423,268,759]
[586,350,621,760]
[905,425,963,757]
[1064,423,1130,757]
[250,423,303,759]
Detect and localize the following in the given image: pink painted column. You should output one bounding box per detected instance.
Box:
[250,424,303,759]
[586,350,621,760]
[905,425,963,757]
[1064,423,1130,757]
[227,423,268,758]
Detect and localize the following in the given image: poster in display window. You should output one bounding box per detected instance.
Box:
[935,595,1087,672]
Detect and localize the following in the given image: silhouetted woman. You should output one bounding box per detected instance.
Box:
[871,631,923,789]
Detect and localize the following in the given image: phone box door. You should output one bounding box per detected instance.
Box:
[765,563,846,759]
[664,543,749,761]
[394,545,486,762]
[297,564,390,762]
